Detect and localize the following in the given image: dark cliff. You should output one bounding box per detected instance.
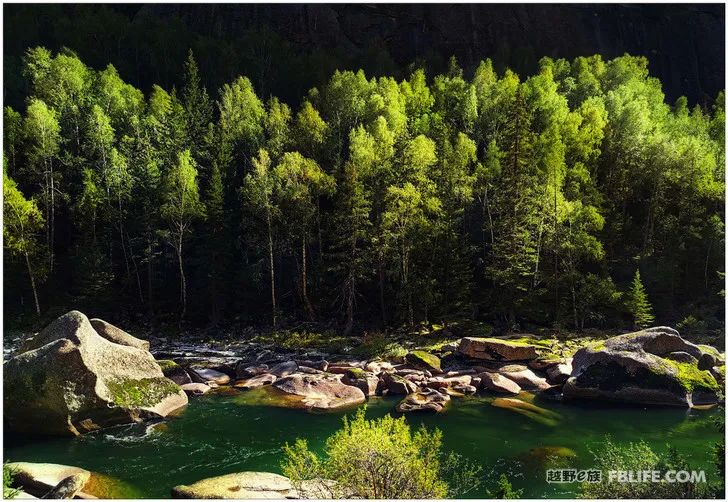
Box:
[3,3,724,107]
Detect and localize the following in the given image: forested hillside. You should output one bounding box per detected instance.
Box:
[3,48,725,336]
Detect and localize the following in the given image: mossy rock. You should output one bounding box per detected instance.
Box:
[3,310,188,435]
[156,359,180,373]
[405,350,442,372]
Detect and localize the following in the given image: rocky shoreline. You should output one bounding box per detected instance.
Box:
[3,311,725,498]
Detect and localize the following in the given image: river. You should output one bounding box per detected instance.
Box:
[4,389,721,498]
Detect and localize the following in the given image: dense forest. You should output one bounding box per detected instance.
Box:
[3,47,725,337]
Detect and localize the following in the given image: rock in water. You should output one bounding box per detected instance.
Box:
[89,318,150,351]
[234,373,277,389]
[190,367,231,385]
[42,473,90,499]
[563,327,724,407]
[171,472,297,499]
[479,372,522,394]
[396,388,450,412]
[273,373,366,410]
[7,462,137,499]
[4,311,187,435]
[458,337,539,361]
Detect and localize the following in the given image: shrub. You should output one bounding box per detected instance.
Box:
[3,463,19,499]
[579,436,711,498]
[281,407,481,498]
[488,474,523,499]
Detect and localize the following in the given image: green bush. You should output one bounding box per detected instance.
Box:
[580,436,711,498]
[3,463,19,499]
[281,407,481,498]
[488,474,523,499]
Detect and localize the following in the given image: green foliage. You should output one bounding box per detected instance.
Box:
[488,474,523,499]
[281,407,481,498]
[580,436,711,498]
[4,46,724,335]
[3,463,19,499]
[625,270,655,328]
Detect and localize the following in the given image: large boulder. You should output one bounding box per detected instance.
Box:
[4,311,187,436]
[458,337,539,361]
[563,327,724,407]
[273,373,366,410]
[89,318,150,351]
[190,368,231,385]
[381,372,417,395]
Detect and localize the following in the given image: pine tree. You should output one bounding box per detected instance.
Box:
[626,269,654,328]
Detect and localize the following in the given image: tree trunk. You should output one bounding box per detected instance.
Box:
[266,210,277,327]
[50,159,55,274]
[25,252,40,314]
[177,240,187,320]
[146,229,155,317]
[302,236,315,320]
[378,262,387,328]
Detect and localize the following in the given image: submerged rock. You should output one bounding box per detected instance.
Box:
[3,311,187,436]
[273,373,366,410]
[563,327,724,407]
[491,397,561,426]
[458,337,539,361]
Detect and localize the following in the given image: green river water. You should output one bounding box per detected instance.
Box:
[4,391,721,498]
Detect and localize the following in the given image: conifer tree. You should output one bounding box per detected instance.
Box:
[626,269,655,328]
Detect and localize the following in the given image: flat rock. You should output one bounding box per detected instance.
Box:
[458,337,539,361]
[273,373,366,410]
[7,462,136,499]
[234,374,277,389]
[191,368,231,385]
[171,471,296,499]
[269,361,299,377]
[498,367,551,390]
[181,383,211,395]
